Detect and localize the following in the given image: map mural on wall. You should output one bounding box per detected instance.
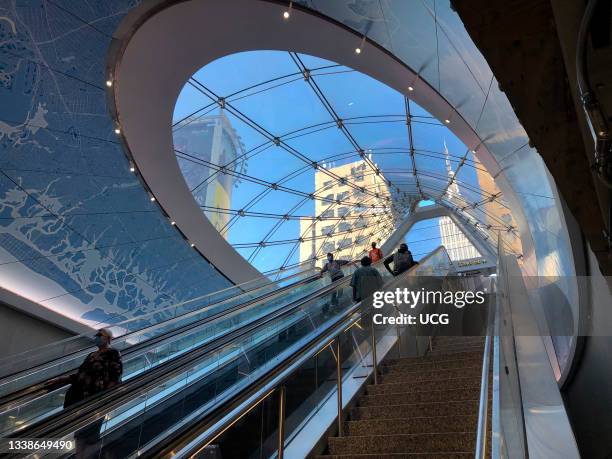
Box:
[0,1,231,327]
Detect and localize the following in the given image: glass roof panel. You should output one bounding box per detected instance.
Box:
[174,50,496,272]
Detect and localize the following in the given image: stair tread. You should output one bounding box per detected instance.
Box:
[382,357,482,373]
[318,454,472,458]
[347,414,478,424]
[385,350,483,363]
[328,432,476,455]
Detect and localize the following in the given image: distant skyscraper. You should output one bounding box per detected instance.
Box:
[173,112,246,238]
[438,141,481,261]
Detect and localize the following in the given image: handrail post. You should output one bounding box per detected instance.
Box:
[396,324,402,358]
[370,321,378,385]
[336,337,344,437]
[277,385,286,459]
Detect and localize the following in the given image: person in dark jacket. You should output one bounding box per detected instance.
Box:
[383,243,416,276]
[350,256,384,303]
[52,328,122,458]
[320,252,350,312]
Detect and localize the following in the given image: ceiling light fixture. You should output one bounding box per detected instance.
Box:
[283,1,292,20]
[355,34,366,55]
[114,128,121,134]
[106,80,112,87]
[150,196,155,202]
[407,86,414,92]
[171,221,176,226]
[129,165,135,172]
[444,119,451,124]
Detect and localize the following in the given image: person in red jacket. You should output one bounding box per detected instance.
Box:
[368,242,383,263]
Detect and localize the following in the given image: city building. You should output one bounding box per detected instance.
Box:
[173,113,246,237]
[438,142,481,261]
[299,159,393,268]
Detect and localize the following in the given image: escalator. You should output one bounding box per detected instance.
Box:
[3,252,409,458]
[0,263,353,437]
[2,248,461,459]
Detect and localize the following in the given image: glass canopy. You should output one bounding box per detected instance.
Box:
[173,51,521,274]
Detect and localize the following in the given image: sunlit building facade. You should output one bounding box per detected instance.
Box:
[299,160,392,268]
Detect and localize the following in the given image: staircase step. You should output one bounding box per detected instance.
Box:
[384,350,483,367]
[427,344,484,356]
[358,386,481,406]
[346,415,478,436]
[380,366,481,384]
[382,357,482,373]
[351,400,478,420]
[318,454,472,458]
[367,376,481,395]
[434,336,485,345]
[328,432,476,455]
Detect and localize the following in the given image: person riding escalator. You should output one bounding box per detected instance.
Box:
[383,243,417,276]
[320,252,350,314]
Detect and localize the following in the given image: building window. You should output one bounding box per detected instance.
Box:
[339,222,352,232]
[337,191,350,201]
[337,207,349,217]
[320,209,334,218]
[322,241,335,253]
[321,225,334,236]
[355,218,368,228]
[338,238,352,249]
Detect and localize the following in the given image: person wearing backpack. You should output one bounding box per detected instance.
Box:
[383,243,415,276]
[368,242,384,263]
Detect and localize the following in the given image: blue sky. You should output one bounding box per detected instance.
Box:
[173,51,480,272]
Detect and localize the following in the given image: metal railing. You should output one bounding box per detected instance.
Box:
[475,333,492,458]
[577,0,612,189]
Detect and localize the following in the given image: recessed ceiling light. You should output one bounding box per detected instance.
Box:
[444,119,451,124]
[106,80,112,87]
[355,47,361,54]
[283,11,290,19]
[129,166,135,172]
[171,221,176,226]
[150,196,155,202]
[114,128,121,134]
[190,243,195,248]
[407,86,414,92]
